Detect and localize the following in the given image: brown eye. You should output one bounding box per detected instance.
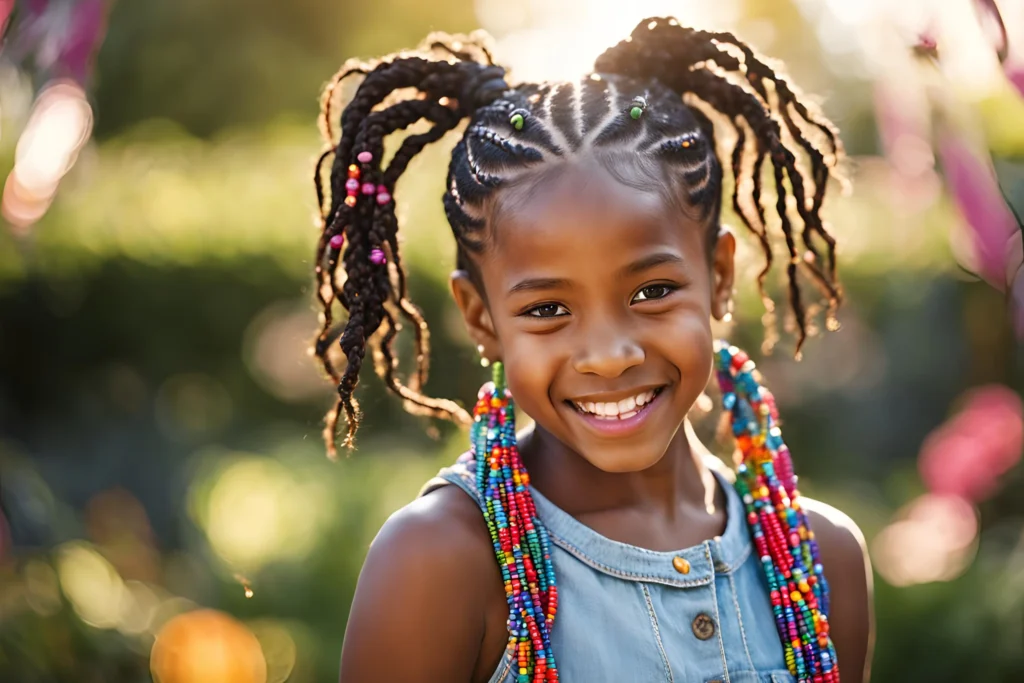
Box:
[527,303,569,318]
[632,285,676,303]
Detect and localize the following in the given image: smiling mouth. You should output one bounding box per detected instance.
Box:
[566,387,666,421]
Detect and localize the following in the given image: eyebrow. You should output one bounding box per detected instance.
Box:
[506,253,685,296]
[619,252,685,277]
[507,276,572,296]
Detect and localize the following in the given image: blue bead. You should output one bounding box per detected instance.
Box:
[723,392,737,410]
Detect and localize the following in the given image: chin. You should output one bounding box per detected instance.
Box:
[579,444,669,473]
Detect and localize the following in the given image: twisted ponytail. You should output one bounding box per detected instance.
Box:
[313,34,508,456]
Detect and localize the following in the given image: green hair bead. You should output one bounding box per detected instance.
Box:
[492,361,506,392]
[510,113,525,130]
[629,95,647,120]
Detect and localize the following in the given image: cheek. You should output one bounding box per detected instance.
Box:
[645,293,715,385]
[500,337,563,415]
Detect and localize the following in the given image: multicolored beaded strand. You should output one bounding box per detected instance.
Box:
[714,341,839,683]
[469,346,837,683]
[332,150,391,263]
[472,362,559,683]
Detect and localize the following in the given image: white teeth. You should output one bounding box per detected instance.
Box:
[574,390,659,420]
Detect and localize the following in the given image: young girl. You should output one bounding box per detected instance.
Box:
[312,17,873,683]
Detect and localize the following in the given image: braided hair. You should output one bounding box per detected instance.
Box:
[313,19,843,454]
[314,18,843,677]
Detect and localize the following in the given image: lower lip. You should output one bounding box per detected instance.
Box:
[568,389,666,437]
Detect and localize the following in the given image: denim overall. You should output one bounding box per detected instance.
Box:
[421,454,795,683]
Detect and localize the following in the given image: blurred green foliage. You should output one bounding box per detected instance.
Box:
[1,0,1023,682]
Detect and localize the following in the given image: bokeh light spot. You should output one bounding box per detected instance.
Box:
[151,609,267,683]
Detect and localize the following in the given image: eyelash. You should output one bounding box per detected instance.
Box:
[522,284,679,318]
[525,303,570,318]
[631,283,678,303]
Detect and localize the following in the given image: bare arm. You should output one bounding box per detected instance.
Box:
[339,486,499,683]
[804,498,875,683]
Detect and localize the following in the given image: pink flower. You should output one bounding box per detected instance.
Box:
[938,133,1021,290]
[972,0,1024,99]
[0,0,14,33]
[919,385,1024,502]
[5,0,109,86]
[58,0,108,84]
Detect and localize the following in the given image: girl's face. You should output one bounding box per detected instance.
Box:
[453,160,735,473]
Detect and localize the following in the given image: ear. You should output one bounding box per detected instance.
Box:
[450,270,501,361]
[710,227,736,321]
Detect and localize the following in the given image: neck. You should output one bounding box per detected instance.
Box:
[519,418,718,521]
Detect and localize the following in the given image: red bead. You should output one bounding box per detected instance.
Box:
[731,350,749,369]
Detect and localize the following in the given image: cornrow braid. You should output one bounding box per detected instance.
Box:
[314,18,845,683]
[595,17,844,351]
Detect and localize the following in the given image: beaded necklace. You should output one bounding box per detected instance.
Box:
[470,342,839,683]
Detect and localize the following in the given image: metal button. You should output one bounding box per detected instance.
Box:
[672,556,691,574]
[692,613,716,640]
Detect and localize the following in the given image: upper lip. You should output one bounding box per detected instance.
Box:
[565,384,665,404]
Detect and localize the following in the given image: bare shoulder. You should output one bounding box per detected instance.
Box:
[372,483,496,574]
[802,497,875,683]
[364,482,499,606]
[802,497,868,566]
[339,484,498,683]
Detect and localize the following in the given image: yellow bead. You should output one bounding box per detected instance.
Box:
[791,591,802,602]
[799,581,810,592]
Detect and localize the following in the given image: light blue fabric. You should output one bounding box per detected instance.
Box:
[422,455,795,683]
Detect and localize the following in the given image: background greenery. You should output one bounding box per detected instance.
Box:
[1,0,1023,681]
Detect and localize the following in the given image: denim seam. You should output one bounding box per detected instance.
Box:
[489,642,515,683]
[707,574,731,683]
[727,572,756,671]
[713,541,752,574]
[437,469,483,508]
[640,584,675,683]
[548,532,715,587]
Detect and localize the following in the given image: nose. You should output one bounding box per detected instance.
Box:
[572,326,645,378]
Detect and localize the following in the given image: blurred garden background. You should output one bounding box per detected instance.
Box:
[1,0,1024,681]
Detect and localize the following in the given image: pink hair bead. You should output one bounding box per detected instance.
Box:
[376,191,391,206]
[356,151,373,163]
[345,178,359,192]
[369,248,386,265]
[329,234,344,250]
[361,182,375,195]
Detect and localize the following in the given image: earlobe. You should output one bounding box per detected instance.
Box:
[450,270,501,360]
[711,228,736,321]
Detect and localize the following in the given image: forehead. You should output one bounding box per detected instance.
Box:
[483,161,705,281]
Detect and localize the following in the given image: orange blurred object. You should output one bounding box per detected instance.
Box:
[151,609,267,683]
